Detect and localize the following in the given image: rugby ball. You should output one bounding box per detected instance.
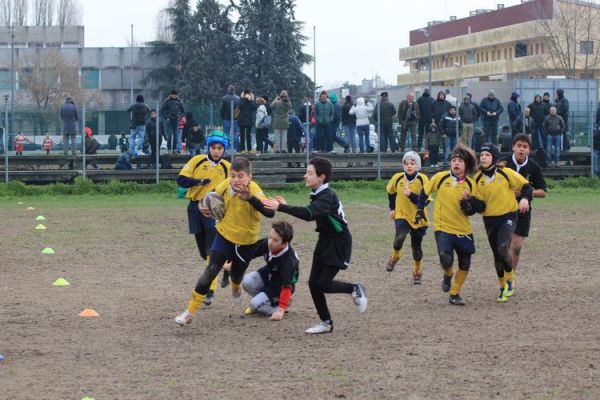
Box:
[203,191,225,220]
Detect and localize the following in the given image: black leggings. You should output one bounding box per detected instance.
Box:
[438,250,472,272]
[256,128,269,152]
[393,223,424,261]
[194,251,246,295]
[484,214,516,279]
[308,262,354,323]
[239,125,252,151]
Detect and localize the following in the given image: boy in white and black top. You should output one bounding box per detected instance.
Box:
[263,157,367,334]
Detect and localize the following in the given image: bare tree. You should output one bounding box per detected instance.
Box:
[57,0,81,26]
[154,2,174,43]
[33,0,55,26]
[534,0,600,78]
[0,0,12,25]
[12,0,26,25]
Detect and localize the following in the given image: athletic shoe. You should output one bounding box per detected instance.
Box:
[351,283,368,313]
[203,291,215,306]
[386,255,400,272]
[412,272,422,285]
[175,310,192,326]
[305,321,333,334]
[442,274,453,292]
[504,280,515,297]
[496,287,508,303]
[244,306,255,315]
[449,294,466,306]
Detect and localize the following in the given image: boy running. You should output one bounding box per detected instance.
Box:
[242,220,299,321]
[501,134,546,277]
[176,131,231,305]
[416,145,484,305]
[175,156,274,326]
[474,143,533,302]
[386,151,429,284]
[263,157,367,334]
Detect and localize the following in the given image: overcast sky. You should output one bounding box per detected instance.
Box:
[83,0,523,89]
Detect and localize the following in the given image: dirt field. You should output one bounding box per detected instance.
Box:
[1,190,599,400]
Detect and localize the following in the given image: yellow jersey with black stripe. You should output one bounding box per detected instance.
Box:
[423,171,478,235]
[386,172,429,229]
[178,155,230,201]
[214,178,267,245]
[474,167,529,217]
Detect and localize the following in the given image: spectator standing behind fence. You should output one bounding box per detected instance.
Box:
[287,109,304,153]
[528,94,548,151]
[146,110,166,161]
[417,89,434,151]
[459,95,478,148]
[12,132,30,156]
[328,93,349,153]
[555,89,570,151]
[299,98,316,152]
[314,90,333,153]
[430,91,451,127]
[181,112,196,154]
[543,106,565,168]
[187,123,205,156]
[85,127,100,169]
[341,95,357,153]
[374,92,397,153]
[255,96,270,154]
[238,90,257,153]
[271,90,292,153]
[542,92,552,112]
[43,133,54,155]
[161,89,184,154]
[349,97,373,153]
[220,85,240,151]
[127,94,151,157]
[177,114,187,154]
[508,92,522,137]
[60,96,78,156]
[480,90,504,144]
[425,122,441,168]
[439,106,462,168]
[398,93,420,152]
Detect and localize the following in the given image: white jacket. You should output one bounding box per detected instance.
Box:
[349,97,373,127]
[255,104,267,129]
[369,124,378,148]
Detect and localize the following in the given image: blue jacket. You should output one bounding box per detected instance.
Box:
[480,96,504,121]
[508,99,522,123]
[287,114,304,144]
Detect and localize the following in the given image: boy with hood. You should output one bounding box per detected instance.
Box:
[314,91,334,152]
[528,94,548,150]
[425,123,441,168]
[508,92,522,136]
[287,109,304,153]
[555,89,570,151]
[328,93,349,153]
[430,91,451,127]
[127,94,151,157]
[439,106,462,167]
[271,90,292,152]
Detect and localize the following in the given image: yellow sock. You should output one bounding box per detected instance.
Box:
[450,270,468,295]
[209,276,218,293]
[444,266,455,277]
[505,270,514,282]
[412,260,423,274]
[392,249,402,259]
[187,290,206,315]
[498,276,507,289]
[231,282,241,296]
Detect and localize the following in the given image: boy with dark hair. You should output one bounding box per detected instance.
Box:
[177,131,231,306]
[242,220,299,321]
[500,134,546,279]
[474,143,533,302]
[263,157,367,334]
[416,145,484,305]
[175,156,274,326]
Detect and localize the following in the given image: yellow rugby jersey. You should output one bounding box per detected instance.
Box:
[178,155,230,201]
[386,172,430,229]
[474,167,529,217]
[214,178,267,245]
[423,171,478,235]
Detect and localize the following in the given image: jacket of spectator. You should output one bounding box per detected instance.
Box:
[543,114,565,135]
[458,98,478,123]
[508,92,522,124]
[271,91,292,130]
[528,95,548,127]
[255,101,268,129]
[430,91,452,125]
[417,89,435,124]
[315,96,334,125]
[219,85,240,120]
[60,97,78,136]
[555,89,569,125]
[287,112,304,144]
[329,93,342,127]
[181,112,195,143]
[145,115,166,141]
[237,95,257,127]
[349,97,373,127]
[187,126,204,145]
[439,108,462,138]
[298,101,314,124]
[341,96,356,126]
[161,94,184,122]
[426,123,442,147]
[127,95,151,128]
[480,91,504,121]
[373,95,396,125]
[398,98,420,125]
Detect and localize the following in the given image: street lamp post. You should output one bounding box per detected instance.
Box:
[418,25,432,93]
[4,94,8,183]
[453,62,461,142]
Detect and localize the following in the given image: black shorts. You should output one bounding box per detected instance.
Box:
[434,231,476,255]
[395,219,427,238]
[313,230,353,270]
[210,232,262,266]
[513,211,531,237]
[187,200,216,234]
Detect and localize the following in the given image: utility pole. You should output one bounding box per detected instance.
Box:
[10,23,15,137]
[130,24,134,105]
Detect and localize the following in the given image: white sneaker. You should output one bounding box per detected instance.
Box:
[351,283,368,313]
[175,310,192,326]
[305,321,333,334]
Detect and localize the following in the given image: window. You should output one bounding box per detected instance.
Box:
[81,68,100,89]
[504,48,507,59]
[535,43,539,54]
[540,43,544,54]
[515,43,528,57]
[497,50,501,60]
[485,52,489,62]
[581,40,594,55]
[0,70,10,90]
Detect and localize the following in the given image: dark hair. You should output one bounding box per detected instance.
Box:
[231,156,252,174]
[192,122,200,128]
[170,89,177,95]
[512,133,531,147]
[309,157,332,183]
[271,220,294,244]
[450,144,477,175]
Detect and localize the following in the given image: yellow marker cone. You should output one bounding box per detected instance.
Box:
[41,247,55,254]
[79,309,99,317]
[26,206,35,210]
[81,397,96,400]
[52,278,70,286]
[35,224,46,230]
[36,215,46,221]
